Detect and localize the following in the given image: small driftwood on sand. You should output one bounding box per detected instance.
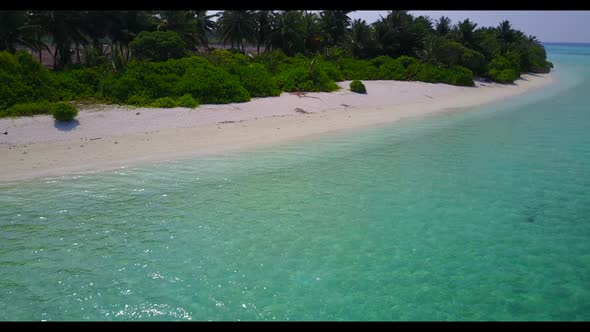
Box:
[290,91,325,103]
[294,107,312,114]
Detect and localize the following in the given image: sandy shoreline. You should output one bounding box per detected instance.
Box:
[0,74,554,183]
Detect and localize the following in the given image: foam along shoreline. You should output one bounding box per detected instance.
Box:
[0,74,554,183]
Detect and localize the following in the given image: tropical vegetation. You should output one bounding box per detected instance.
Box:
[0,10,552,117]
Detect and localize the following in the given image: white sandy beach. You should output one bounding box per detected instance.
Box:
[0,74,553,182]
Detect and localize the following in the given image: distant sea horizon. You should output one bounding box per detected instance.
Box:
[542,41,590,46]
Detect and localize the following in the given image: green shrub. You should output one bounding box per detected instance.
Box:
[14,51,57,98]
[460,48,486,75]
[520,43,552,73]
[350,80,367,94]
[0,51,57,110]
[103,56,251,105]
[398,56,419,68]
[129,31,188,62]
[232,63,281,97]
[0,101,54,118]
[150,97,178,108]
[82,47,109,68]
[275,65,338,92]
[488,68,519,83]
[52,102,78,121]
[436,40,486,75]
[0,72,35,111]
[253,49,289,75]
[206,50,281,97]
[204,49,250,68]
[175,66,250,104]
[0,51,20,73]
[444,66,475,86]
[315,57,344,81]
[53,68,102,100]
[487,55,520,83]
[378,58,408,80]
[337,58,380,80]
[177,94,199,108]
[125,94,152,106]
[370,55,394,67]
[323,46,352,61]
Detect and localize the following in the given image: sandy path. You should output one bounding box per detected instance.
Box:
[0,74,554,182]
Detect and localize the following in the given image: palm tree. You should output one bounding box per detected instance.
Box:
[156,10,201,51]
[301,11,322,55]
[269,11,304,56]
[79,11,111,55]
[30,11,90,69]
[373,11,427,58]
[496,20,515,45]
[417,35,436,64]
[454,19,478,49]
[319,10,351,47]
[253,10,273,55]
[106,11,156,62]
[348,19,373,58]
[217,10,256,54]
[435,16,452,36]
[194,10,216,50]
[414,15,433,31]
[0,11,39,53]
[155,10,215,52]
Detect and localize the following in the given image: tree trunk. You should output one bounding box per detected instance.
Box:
[50,44,57,69]
[75,43,81,64]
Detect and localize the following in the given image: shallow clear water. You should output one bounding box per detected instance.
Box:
[1,44,589,321]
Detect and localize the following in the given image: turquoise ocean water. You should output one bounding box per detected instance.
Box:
[1,44,589,321]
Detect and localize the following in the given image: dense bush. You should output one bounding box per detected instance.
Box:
[204,49,250,68]
[520,43,553,73]
[0,51,57,110]
[13,51,58,100]
[255,52,338,91]
[125,94,151,106]
[0,101,54,118]
[125,94,199,108]
[314,57,344,81]
[207,51,281,97]
[0,72,35,111]
[487,55,520,83]
[52,102,78,121]
[253,49,289,75]
[377,57,407,80]
[53,68,102,100]
[177,94,199,108]
[350,80,367,94]
[372,55,475,86]
[150,97,178,108]
[488,68,519,83]
[129,31,188,62]
[444,66,476,86]
[233,64,281,97]
[103,56,250,105]
[337,58,380,80]
[436,40,486,75]
[274,64,339,92]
